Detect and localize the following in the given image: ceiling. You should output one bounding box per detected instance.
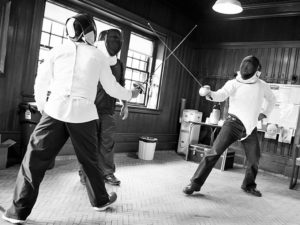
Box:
[164,0,300,22]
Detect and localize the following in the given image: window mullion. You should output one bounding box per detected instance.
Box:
[120,29,130,66]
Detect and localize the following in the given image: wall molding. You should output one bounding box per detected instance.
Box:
[58,133,179,155]
[198,41,300,49]
[52,0,179,37]
[217,1,300,21]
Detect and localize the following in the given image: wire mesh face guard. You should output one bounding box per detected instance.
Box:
[65,14,97,44]
[98,29,123,56]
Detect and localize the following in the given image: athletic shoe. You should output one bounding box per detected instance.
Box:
[2,213,26,224]
[104,174,121,186]
[183,183,201,195]
[241,187,262,197]
[93,192,117,211]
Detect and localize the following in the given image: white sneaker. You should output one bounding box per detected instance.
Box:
[2,213,26,224]
[93,192,117,211]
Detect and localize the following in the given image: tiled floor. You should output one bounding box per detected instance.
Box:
[0,151,299,225]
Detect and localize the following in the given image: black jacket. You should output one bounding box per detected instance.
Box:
[94,59,125,115]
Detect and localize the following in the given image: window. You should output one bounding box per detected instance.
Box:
[38,3,119,63]
[125,33,154,106]
[38,3,76,64]
[39,18,67,63]
[38,1,164,111]
[124,33,163,109]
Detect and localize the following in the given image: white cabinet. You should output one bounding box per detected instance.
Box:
[177,121,201,156]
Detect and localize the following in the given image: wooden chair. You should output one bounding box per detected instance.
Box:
[289,144,300,189]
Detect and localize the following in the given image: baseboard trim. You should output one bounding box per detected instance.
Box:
[58,133,179,155]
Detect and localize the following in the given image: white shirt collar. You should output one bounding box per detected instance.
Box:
[236,71,259,84]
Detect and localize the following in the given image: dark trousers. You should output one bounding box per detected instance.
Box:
[79,113,116,178]
[6,113,109,220]
[191,114,261,189]
[97,114,116,176]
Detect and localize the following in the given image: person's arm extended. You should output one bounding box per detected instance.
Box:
[261,83,276,118]
[208,80,235,102]
[34,51,54,112]
[119,60,129,120]
[99,57,134,101]
[120,100,129,120]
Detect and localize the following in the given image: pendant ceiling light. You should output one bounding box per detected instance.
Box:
[212,0,243,14]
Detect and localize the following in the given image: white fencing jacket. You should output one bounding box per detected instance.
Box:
[209,73,276,136]
[34,40,132,123]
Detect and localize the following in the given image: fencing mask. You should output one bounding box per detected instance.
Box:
[98,29,123,56]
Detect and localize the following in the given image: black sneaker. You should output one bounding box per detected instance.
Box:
[2,212,26,224]
[93,192,117,211]
[241,187,262,197]
[104,174,121,186]
[183,183,201,195]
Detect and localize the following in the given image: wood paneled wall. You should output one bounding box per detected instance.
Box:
[195,16,300,43]
[0,0,44,131]
[98,0,196,36]
[195,41,300,176]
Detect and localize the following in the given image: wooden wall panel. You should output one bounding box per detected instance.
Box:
[196,16,300,43]
[0,0,45,132]
[84,0,195,37]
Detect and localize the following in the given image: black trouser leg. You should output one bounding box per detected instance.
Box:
[241,128,261,189]
[191,115,246,187]
[6,114,69,220]
[67,121,109,207]
[78,114,116,180]
[98,114,116,176]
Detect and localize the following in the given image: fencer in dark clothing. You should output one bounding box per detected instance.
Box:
[183,55,276,197]
[95,59,126,186]
[79,29,127,186]
[2,14,140,224]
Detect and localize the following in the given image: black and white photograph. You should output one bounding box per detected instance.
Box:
[0,0,300,224]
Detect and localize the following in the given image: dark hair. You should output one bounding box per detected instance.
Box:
[249,55,262,71]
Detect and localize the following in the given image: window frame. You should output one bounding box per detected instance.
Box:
[40,0,166,113]
[39,17,68,63]
[117,28,163,111]
[123,32,155,107]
